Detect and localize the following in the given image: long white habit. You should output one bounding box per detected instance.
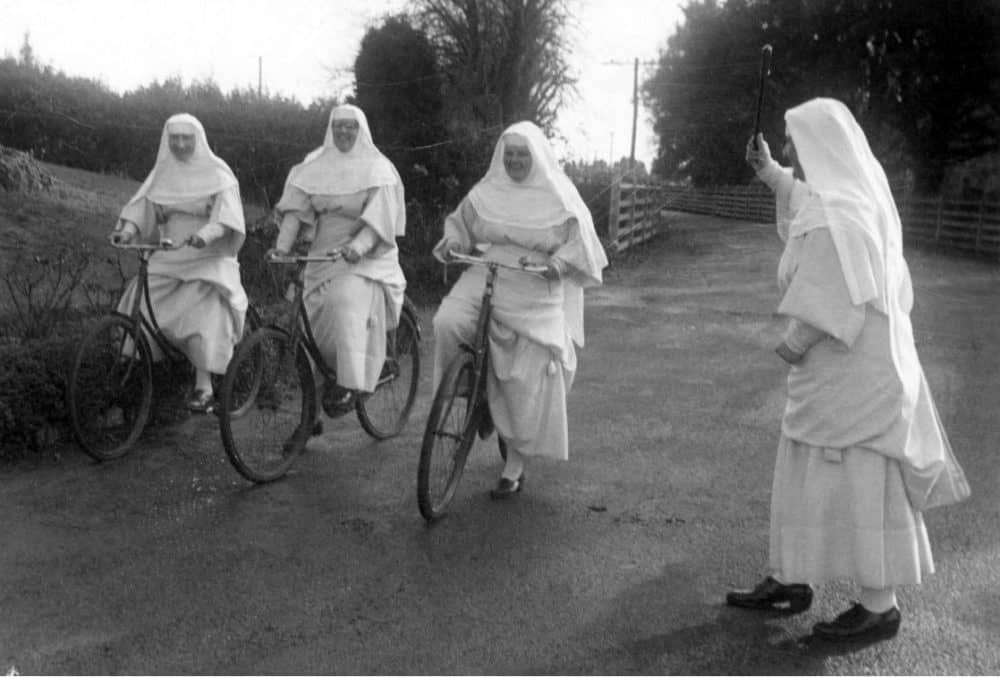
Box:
[759,99,970,588]
[114,113,248,374]
[432,121,608,460]
[274,104,406,393]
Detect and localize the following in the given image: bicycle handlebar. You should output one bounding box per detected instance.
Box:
[445,251,549,275]
[110,238,184,251]
[267,249,344,264]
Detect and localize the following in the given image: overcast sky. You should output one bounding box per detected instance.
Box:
[0,0,685,168]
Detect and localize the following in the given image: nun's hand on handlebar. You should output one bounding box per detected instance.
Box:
[186,234,206,249]
[775,341,804,365]
[745,134,772,172]
[342,245,362,264]
[519,254,563,280]
[109,229,134,246]
[437,239,463,261]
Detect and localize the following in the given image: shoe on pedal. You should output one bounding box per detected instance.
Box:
[726,576,813,613]
[322,382,356,418]
[187,389,215,413]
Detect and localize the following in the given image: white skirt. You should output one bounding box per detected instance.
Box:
[769,435,935,588]
[304,273,386,393]
[119,275,241,374]
[433,293,574,461]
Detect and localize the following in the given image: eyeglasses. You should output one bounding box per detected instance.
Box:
[331,121,360,131]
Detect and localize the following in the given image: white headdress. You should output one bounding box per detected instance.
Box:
[785,98,911,316]
[279,104,404,238]
[285,105,400,194]
[470,121,608,345]
[125,113,239,206]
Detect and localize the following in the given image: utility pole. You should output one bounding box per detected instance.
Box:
[629,57,639,173]
[609,132,614,166]
[258,56,262,98]
[604,58,656,175]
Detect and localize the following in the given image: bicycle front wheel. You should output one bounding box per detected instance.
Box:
[68,314,154,461]
[357,306,420,439]
[417,351,481,522]
[218,327,316,483]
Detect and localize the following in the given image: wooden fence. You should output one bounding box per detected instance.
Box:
[608,180,1000,258]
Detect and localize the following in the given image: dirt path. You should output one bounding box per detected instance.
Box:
[2,214,998,674]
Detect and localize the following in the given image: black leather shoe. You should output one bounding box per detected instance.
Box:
[489,474,524,499]
[322,382,355,418]
[187,389,216,414]
[813,603,901,643]
[726,576,813,613]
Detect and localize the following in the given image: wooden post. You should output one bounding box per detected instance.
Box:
[608,180,621,252]
[630,180,639,249]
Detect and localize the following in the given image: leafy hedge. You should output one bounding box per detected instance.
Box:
[0,334,75,455]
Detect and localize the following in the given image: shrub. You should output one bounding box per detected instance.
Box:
[0,332,77,457]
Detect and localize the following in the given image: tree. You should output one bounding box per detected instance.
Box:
[415,0,576,132]
[18,32,35,69]
[353,13,448,199]
[643,0,1000,192]
[354,16,443,151]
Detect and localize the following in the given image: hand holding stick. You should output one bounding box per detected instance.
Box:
[753,44,772,150]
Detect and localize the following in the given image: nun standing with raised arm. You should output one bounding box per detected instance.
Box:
[726,98,970,643]
[273,104,406,421]
[110,113,248,412]
[433,121,608,498]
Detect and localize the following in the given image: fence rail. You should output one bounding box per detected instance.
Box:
[607,180,1000,258]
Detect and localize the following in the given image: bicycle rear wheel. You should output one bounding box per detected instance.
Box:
[218,327,316,483]
[357,306,420,439]
[417,351,481,522]
[212,305,263,418]
[68,314,154,460]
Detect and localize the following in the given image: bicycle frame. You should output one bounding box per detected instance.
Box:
[267,250,414,392]
[113,241,187,363]
[274,260,335,383]
[416,251,547,520]
[267,251,348,389]
[447,252,548,416]
[464,264,498,413]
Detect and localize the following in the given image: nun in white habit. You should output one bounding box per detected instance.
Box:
[110,113,248,412]
[433,121,608,499]
[273,104,406,417]
[727,98,970,643]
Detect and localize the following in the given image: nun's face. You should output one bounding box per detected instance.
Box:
[168,133,196,162]
[331,118,360,153]
[503,138,532,182]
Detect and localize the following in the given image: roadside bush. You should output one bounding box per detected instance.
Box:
[399,197,454,305]
[0,332,77,458]
[0,245,94,341]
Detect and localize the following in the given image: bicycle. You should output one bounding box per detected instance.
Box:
[67,239,262,461]
[417,251,548,522]
[217,249,421,483]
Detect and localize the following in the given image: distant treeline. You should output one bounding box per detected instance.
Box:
[0,56,339,208]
